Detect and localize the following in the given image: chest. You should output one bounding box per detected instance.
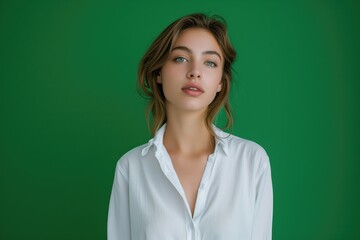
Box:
[170,153,209,216]
[127,149,257,239]
[128,162,255,239]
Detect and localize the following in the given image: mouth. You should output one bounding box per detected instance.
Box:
[181,85,204,96]
[183,87,203,91]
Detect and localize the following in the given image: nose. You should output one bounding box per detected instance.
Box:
[186,63,201,80]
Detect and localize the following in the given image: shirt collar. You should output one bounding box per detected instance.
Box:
[141,123,229,157]
[141,124,166,157]
[213,125,229,156]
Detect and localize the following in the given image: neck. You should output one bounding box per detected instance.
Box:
[163,107,214,155]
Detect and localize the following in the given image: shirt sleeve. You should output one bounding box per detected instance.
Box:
[252,152,273,240]
[107,162,131,240]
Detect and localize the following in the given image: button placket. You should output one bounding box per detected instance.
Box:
[156,147,194,218]
[186,220,195,240]
[193,153,215,220]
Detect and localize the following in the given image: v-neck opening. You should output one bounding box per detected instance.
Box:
[160,145,216,220]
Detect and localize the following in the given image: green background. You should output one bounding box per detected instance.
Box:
[1,0,359,239]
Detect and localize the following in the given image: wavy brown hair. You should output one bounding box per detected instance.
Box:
[137,13,236,138]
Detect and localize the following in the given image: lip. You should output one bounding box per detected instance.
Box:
[181,83,204,96]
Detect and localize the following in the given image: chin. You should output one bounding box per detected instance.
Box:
[166,98,212,113]
[179,103,209,113]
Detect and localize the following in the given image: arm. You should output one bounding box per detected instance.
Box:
[107,162,131,240]
[252,154,273,240]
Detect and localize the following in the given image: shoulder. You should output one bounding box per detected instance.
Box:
[115,143,148,175]
[227,134,267,157]
[222,132,270,173]
[215,126,268,161]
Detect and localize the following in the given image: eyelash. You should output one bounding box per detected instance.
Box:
[174,57,188,63]
[205,61,217,68]
[173,57,217,68]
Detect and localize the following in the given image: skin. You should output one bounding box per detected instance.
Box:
[157,28,224,216]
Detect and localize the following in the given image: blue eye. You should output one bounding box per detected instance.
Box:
[174,57,188,63]
[205,61,217,68]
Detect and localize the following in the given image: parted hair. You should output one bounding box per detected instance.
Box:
[137,13,236,138]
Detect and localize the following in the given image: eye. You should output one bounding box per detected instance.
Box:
[173,57,188,63]
[205,61,217,68]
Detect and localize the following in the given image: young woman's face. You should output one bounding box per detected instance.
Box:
[157,28,224,114]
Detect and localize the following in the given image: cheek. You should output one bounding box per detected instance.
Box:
[161,73,179,97]
[160,69,178,84]
[206,70,223,87]
[216,70,224,87]
[163,62,184,74]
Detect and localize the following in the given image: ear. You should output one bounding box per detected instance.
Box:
[217,82,222,92]
[156,72,162,84]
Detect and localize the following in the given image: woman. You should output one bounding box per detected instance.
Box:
[108,13,273,240]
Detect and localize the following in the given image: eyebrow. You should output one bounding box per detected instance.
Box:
[171,46,222,60]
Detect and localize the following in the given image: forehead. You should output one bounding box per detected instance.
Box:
[172,28,222,55]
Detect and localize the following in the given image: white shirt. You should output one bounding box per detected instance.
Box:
[108,124,273,240]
